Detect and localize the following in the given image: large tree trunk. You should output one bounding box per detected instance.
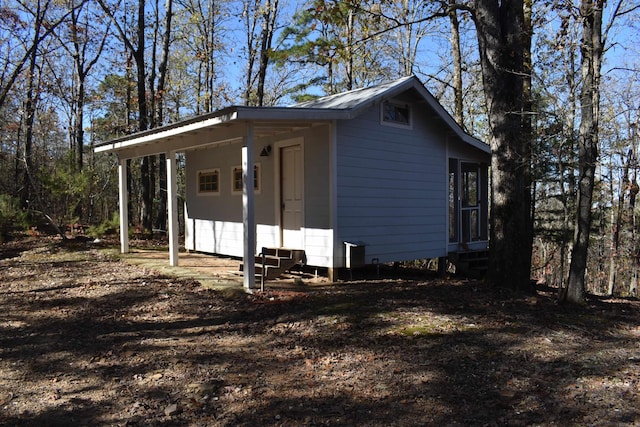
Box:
[558,42,579,296]
[565,0,604,305]
[98,0,152,230]
[523,0,535,277]
[21,57,37,209]
[474,0,533,292]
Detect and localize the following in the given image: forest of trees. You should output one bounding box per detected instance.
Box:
[1,0,639,302]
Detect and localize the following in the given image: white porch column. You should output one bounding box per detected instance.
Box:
[329,120,338,281]
[167,151,179,266]
[242,123,256,291]
[118,157,129,254]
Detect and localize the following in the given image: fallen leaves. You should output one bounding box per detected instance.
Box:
[0,238,639,426]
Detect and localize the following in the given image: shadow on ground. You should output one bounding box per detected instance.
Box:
[0,239,638,426]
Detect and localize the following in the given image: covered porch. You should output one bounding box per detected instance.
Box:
[95,107,341,292]
[117,246,331,293]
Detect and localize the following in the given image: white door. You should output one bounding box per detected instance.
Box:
[281,144,303,248]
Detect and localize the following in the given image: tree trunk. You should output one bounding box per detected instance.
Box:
[70,5,86,173]
[21,68,36,209]
[125,59,134,226]
[608,150,629,295]
[345,6,354,90]
[256,0,278,106]
[558,42,579,297]
[523,0,535,277]
[631,172,638,296]
[75,77,85,172]
[448,0,463,126]
[98,0,152,230]
[153,0,173,232]
[243,0,258,105]
[256,0,271,106]
[20,6,42,210]
[474,0,533,292]
[134,0,153,232]
[565,0,604,305]
[401,1,412,76]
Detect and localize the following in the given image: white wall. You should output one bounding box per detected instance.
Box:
[184,141,276,257]
[181,106,488,269]
[335,102,449,265]
[183,125,334,268]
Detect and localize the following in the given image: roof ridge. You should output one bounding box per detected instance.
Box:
[290,75,416,108]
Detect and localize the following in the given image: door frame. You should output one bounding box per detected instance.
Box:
[274,137,305,248]
[460,161,481,243]
[448,158,488,245]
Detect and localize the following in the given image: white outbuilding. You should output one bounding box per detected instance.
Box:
[95,75,491,290]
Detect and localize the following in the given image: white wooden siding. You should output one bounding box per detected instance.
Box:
[184,142,275,258]
[335,103,448,265]
[300,227,333,267]
[183,125,333,268]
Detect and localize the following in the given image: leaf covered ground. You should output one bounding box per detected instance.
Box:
[0,237,639,426]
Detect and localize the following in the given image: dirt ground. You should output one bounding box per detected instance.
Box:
[1,237,639,426]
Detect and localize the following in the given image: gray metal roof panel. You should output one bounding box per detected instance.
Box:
[291,76,415,110]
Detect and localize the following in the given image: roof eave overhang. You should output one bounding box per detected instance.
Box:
[95,75,491,158]
[94,106,351,155]
[412,82,491,156]
[95,109,239,154]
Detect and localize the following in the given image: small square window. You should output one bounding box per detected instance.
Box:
[198,169,220,195]
[232,164,260,194]
[382,100,411,128]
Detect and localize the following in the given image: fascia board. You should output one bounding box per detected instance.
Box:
[95,107,351,154]
[95,110,240,153]
[414,83,491,155]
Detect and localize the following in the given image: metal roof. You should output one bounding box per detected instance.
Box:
[291,75,416,110]
[95,75,490,156]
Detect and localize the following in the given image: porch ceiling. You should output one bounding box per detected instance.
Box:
[95,114,327,160]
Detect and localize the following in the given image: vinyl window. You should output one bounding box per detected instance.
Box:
[197,169,220,195]
[381,100,412,128]
[231,164,260,194]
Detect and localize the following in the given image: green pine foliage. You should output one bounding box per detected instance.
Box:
[86,212,121,238]
[0,195,28,242]
[37,156,92,232]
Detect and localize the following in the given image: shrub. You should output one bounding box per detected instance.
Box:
[0,195,29,242]
[86,212,121,238]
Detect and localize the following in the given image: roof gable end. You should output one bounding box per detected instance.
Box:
[291,75,489,154]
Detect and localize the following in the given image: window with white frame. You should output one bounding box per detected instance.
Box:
[381,100,412,128]
[231,163,260,194]
[197,169,220,195]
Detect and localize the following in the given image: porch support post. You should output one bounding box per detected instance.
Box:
[328,120,338,281]
[242,122,256,291]
[167,151,179,266]
[118,157,129,254]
